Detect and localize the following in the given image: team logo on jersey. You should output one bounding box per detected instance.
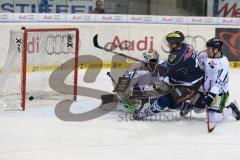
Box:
[168,54,176,63]
[208,60,217,69]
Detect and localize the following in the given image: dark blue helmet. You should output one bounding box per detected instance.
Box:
[166,31,185,44]
[206,38,223,51]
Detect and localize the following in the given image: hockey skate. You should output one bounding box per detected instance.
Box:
[179,101,193,117]
[227,101,240,121]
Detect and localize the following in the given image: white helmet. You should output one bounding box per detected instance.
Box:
[142,49,159,63]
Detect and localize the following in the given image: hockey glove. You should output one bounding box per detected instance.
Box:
[203,92,216,107]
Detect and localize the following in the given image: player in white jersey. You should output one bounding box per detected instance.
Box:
[193,38,240,122]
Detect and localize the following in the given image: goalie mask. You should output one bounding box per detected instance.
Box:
[142,49,159,72]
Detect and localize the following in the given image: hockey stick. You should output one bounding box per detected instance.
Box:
[93,34,169,76]
[206,106,217,133]
[93,34,146,63]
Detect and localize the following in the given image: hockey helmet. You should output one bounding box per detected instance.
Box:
[166,31,185,44]
[206,37,223,52]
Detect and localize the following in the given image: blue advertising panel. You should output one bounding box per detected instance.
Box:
[0,0,95,13]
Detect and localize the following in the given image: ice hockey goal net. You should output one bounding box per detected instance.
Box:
[0,28,79,111]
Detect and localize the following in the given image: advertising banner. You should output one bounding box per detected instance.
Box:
[128,15,157,23]
[0,23,238,68]
[208,0,240,17]
[0,23,215,67]
[0,0,95,13]
[66,14,95,22]
[216,28,240,65]
[96,14,127,23]
[157,16,187,24]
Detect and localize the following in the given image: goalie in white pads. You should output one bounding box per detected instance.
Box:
[193,37,240,122]
[123,49,170,94]
[112,49,172,112]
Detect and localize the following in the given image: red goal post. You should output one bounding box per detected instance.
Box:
[0,27,79,111]
[21,28,79,111]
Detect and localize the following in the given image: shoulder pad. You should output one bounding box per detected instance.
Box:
[208,60,217,69]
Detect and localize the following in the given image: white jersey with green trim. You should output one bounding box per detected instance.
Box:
[198,52,230,95]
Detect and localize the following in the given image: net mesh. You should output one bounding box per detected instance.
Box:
[0,29,78,110]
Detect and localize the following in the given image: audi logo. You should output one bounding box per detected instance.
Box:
[45,34,75,55]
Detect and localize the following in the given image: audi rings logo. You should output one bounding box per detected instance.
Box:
[143,17,152,22]
[113,16,121,21]
[27,34,75,55]
[160,35,207,53]
[45,34,74,55]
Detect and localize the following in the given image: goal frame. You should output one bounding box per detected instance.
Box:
[21,28,79,111]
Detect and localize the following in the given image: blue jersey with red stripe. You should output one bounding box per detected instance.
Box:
[167,43,204,87]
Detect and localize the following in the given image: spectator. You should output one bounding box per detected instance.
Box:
[93,0,105,13]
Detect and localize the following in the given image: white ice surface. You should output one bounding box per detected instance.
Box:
[0,69,240,160]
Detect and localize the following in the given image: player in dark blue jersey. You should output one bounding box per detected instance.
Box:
[133,31,204,119]
[166,31,204,88]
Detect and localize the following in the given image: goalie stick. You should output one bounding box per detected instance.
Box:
[100,72,117,105]
[107,71,117,86]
